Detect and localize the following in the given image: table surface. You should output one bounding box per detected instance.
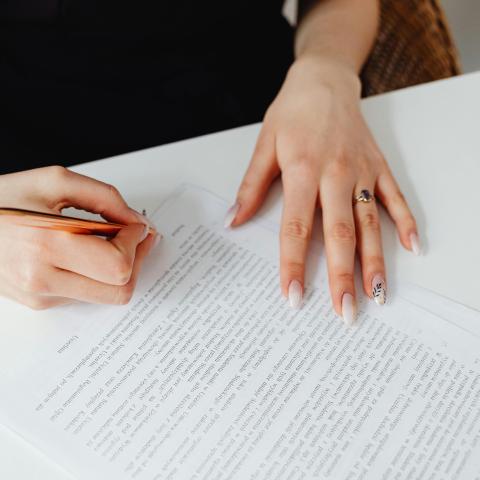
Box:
[1,71,479,479]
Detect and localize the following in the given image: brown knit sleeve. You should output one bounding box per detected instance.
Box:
[360,0,461,97]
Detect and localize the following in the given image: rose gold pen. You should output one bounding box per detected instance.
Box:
[0,208,157,238]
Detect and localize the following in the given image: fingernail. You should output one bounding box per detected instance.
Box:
[224,202,240,229]
[153,233,163,249]
[372,274,386,306]
[130,208,157,233]
[130,207,148,224]
[342,293,356,327]
[410,232,421,256]
[288,280,303,309]
[140,225,149,242]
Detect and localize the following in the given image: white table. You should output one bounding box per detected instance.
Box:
[1,71,479,479]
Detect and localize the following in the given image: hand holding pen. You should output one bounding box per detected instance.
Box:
[0,166,160,309]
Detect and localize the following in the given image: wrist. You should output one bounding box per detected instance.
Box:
[288,54,362,99]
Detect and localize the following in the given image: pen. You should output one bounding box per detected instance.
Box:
[0,207,157,238]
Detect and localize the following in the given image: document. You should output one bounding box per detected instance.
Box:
[0,185,479,480]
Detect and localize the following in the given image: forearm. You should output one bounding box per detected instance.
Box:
[295,0,379,75]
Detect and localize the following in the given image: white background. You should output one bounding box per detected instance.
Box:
[442,0,480,72]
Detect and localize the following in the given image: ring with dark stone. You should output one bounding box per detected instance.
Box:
[354,189,375,204]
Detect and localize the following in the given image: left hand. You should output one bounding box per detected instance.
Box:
[225,57,420,324]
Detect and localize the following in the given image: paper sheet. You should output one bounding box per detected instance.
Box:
[0,185,479,480]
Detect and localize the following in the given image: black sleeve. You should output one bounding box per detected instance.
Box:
[0,0,59,21]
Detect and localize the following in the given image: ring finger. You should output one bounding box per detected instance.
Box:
[353,182,386,305]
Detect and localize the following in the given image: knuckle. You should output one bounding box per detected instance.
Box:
[285,157,316,178]
[113,284,135,305]
[46,165,69,181]
[371,151,386,165]
[360,213,380,233]
[282,218,311,242]
[283,260,304,278]
[334,271,355,285]
[400,215,417,232]
[106,183,122,201]
[357,160,377,179]
[238,177,255,197]
[110,255,133,285]
[19,266,48,294]
[364,255,385,269]
[390,189,406,206]
[330,221,355,243]
[324,156,351,179]
[24,296,52,311]
[277,132,304,155]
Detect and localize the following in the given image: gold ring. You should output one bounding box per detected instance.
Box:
[354,189,375,204]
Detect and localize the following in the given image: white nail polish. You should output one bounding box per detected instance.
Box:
[140,225,149,242]
[342,293,356,327]
[288,280,303,309]
[224,202,240,229]
[410,233,422,256]
[144,217,157,234]
[130,208,157,232]
[129,207,148,224]
[372,274,386,306]
[153,233,163,249]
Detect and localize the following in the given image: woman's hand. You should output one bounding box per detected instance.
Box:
[0,166,158,310]
[226,58,420,324]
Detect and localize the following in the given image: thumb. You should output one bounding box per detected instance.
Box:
[37,166,145,226]
[227,128,279,228]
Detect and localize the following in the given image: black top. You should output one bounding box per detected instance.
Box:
[0,1,293,173]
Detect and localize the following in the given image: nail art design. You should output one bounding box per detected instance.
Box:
[372,275,386,306]
[288,280,303,309]
[410,232,421,256]
[224,202,240,229]
[342,293,356,327]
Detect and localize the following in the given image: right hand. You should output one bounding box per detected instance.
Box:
[0,166,158,310]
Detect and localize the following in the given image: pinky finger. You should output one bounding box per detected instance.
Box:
[376,171,421,255]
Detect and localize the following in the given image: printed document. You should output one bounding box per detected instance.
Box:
[0,186,479,479]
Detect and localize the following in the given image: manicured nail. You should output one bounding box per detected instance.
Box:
[372,274,386,306]
[288,280,303,309]
[145,218,157,235]
[224,202,240,229]
[130,207,148,224]
[410,232,421,256]
[342,293,356,327]
[140,225,149,242]
[153,233,163,249]
[129,207,156,230]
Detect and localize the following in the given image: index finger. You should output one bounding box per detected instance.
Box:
[39,166,147,226]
